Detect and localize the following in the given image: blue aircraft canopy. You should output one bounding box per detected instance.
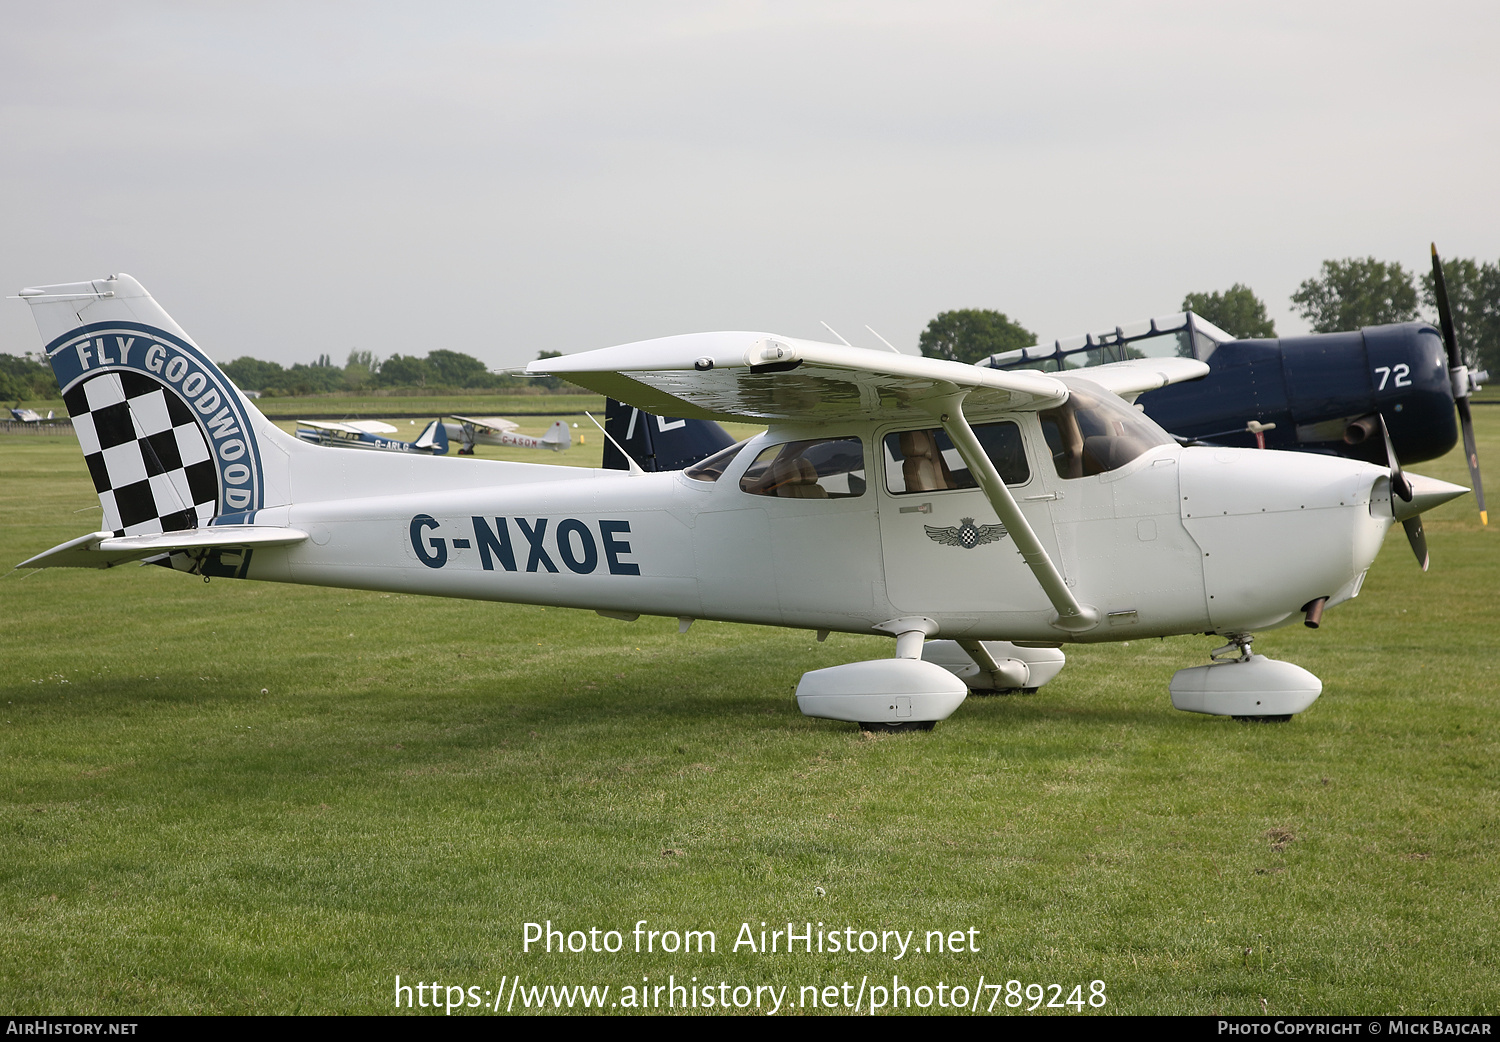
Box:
[982,312,1235,373]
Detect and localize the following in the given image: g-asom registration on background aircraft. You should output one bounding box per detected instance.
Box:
[444,415,572,455]
[16,275,1468,729]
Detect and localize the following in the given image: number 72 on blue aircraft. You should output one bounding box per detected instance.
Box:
[17,275,1468,730]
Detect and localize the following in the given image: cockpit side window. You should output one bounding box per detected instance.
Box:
[739,438,866,499]
[684,439,750,482]
[1039,382,1175,479]
[883,421,1028,493]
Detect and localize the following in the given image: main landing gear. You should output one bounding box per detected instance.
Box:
[1169,633,1322,721]
[795,617,969,732]
[794,619,1072,731]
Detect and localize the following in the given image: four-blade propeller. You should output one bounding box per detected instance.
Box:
[1429,244,1488,526]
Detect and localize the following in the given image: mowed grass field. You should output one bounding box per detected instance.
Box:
[1,410,1496,1016]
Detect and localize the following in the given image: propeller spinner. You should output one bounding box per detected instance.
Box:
[1379,412,1470,571]
[1430,244,1489,526]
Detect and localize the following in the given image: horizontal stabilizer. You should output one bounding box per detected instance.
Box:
[19,526,307,570]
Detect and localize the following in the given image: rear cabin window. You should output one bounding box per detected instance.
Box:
[739,438,866,499]
[882,422,1029,494]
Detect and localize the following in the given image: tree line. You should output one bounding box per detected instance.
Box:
[0,353,57,402]
[2,346,569,402]
[921,253,1500,375]
[220,348,567,396]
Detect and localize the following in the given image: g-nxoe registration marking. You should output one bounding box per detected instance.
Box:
[410,515,641,576]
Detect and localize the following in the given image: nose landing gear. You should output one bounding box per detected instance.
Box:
[1170,632,1322,721]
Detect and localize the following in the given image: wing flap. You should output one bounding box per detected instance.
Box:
[19,526,308,569]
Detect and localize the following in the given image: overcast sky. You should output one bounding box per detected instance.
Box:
[3,1,1498,368]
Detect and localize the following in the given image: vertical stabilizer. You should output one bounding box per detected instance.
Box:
[20,274,294,534]
[601,398,734,472]
[412,419,450,454]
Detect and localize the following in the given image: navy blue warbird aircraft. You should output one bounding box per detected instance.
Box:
[982,246,1488,533]
[601,397,736,473]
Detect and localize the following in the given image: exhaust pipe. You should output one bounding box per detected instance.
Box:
[1302,597,1328,629]
[1344,416,1379,445]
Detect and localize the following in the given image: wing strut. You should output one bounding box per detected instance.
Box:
[931,392,1100,633]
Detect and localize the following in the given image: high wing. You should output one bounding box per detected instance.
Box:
[527,333,1069,423]
[20,526,308,570]
[1054,356,1209,403]
[344,420,399,435]
[532,332,1097,631]
[450,414,520,434]
[298,420,398,435]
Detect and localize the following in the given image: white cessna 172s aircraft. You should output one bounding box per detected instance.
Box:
[17,275,1468,729]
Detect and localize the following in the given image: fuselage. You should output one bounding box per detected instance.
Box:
[234,412,1395,644]
[1139,322,1456,463]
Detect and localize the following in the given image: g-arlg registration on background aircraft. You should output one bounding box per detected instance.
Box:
[295,417,450,454]
[16,274,1467,730]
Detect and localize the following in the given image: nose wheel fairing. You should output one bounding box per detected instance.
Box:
[1171,654,1322,719]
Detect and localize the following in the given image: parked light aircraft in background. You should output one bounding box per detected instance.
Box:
[296,418,449,454]
[445,415,571,455]
[983,247,1487,528]
[9,407,55,422]
[17,275,1468,729]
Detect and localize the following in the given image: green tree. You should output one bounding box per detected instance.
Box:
[378,354,429,388]
[1181,284,1276,339]
[343,350,379,391]
[0,353,60,400]
[277,362,346,395]
[221,356,286,393]
[425,349,490,388]
[1420,256,1500,375]
[918,309,1036,365]
[1290,258,1418,333]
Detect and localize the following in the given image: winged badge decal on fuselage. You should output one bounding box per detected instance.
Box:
[924,517,1008,549]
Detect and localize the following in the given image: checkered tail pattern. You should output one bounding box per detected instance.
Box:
[63,371,220,536]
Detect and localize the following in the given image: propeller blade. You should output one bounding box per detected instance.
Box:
[1402,517,1430,572]
[1430,244,1487,525]
[1430,244,1462,370]
[1379,413,1413,502]
[1455,396,1489,525]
